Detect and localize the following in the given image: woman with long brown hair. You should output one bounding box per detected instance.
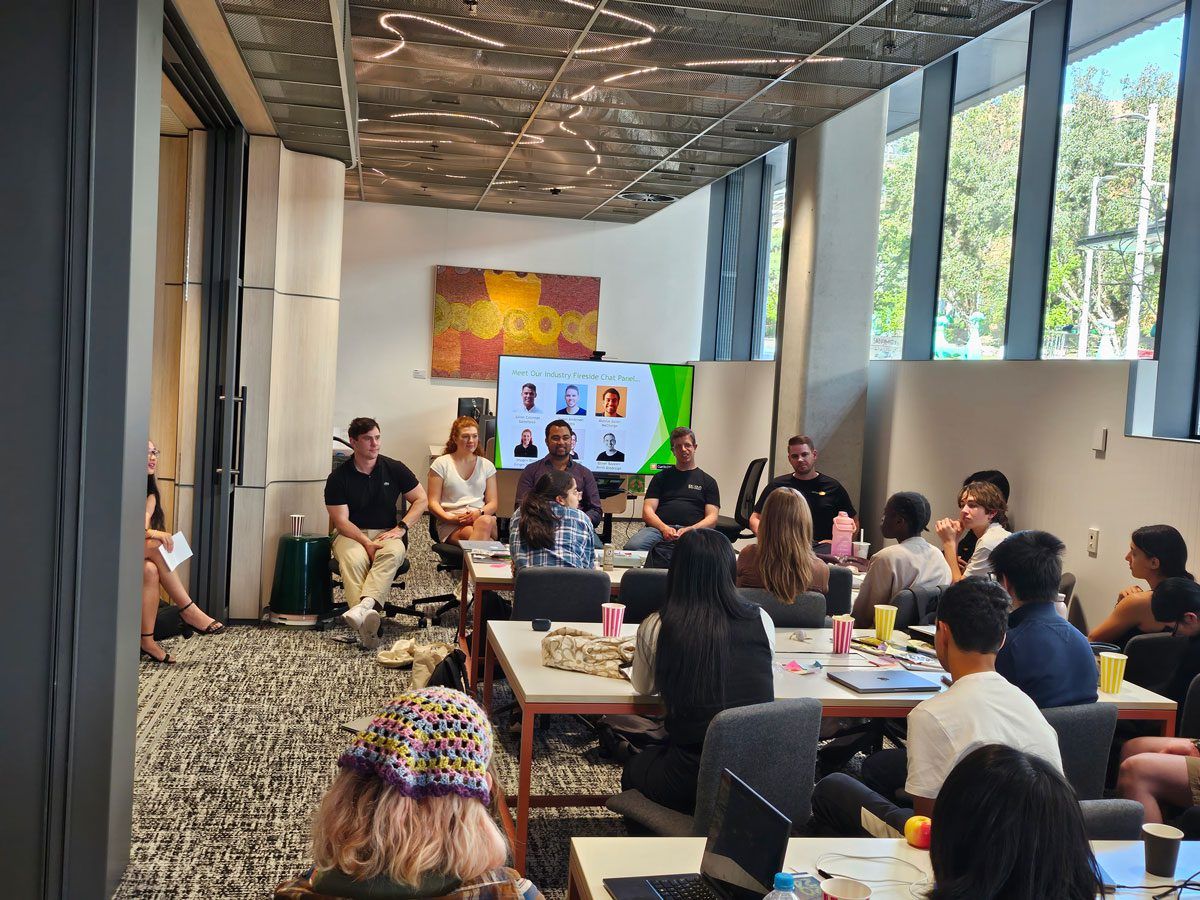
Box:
[141,439,224,664]
[428,416,498,545]
[509,470,593,570]
[736,488,830,600]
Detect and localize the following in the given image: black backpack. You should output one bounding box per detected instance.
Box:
[424,648,469,694]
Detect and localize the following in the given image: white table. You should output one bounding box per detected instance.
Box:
[482,621,1177,872]
[566,837,1200,900]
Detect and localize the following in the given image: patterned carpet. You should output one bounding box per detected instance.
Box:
[114,520,642,900]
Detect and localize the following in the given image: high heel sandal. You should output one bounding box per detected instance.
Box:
[140,633,174,664]
[176,600,226,637]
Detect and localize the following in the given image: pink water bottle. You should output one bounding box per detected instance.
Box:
[830,511,855,558]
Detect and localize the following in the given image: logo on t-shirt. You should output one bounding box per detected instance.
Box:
[688,484,702,491]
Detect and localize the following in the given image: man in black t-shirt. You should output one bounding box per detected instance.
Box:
[624,427,720,552]
[749,434,857,543]
[325,417,427,648]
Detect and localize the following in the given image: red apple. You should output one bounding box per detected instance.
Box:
[904,815,932,849]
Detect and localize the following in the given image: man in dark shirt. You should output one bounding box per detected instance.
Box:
[325,417,427,648]
[514,420,602,530]
[750,434,857,543]
[992,530,1098,708]
[624,427,720,552]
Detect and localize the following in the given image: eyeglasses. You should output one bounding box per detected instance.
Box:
[147,448,161,458]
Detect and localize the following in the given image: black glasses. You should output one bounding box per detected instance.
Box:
[147,448,161,458]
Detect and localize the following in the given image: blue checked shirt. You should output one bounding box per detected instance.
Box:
[509,504,596,571]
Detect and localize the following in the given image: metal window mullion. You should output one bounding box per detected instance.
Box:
[1155,0,1200,436]
[715,169,744,361]
[731,158,766,361]
[1005,0,1071,360]
[902,56,956,360]
[752,158,776,360]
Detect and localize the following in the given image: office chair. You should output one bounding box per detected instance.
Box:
[714,457,767,542]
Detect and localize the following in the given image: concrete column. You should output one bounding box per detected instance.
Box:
[771,91,888,508]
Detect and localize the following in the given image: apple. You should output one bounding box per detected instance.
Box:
[904,815,932,849]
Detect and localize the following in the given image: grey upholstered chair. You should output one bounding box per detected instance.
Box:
[740,588,826,628]
[890,589,919,630]
[606,698,823,836]
[824,565,853,616]
[1042,703,1118,800]
[619,568,669,624]
[1181,673,1200,738]
[1079,800,1144,840]
[510,567,610,622]
[1125,632,1191,696]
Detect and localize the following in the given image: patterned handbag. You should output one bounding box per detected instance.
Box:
[540,627,635,679]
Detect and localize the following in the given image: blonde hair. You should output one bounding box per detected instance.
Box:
[756,488,818,603]
[312,770,507,886]
[959,481,1008,526]
[444,416,483,457]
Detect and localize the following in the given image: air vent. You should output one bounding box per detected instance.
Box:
[658,175,693,183]
[430,95,461,105]
[734,124,775,135]
[913,1,973,17]
[617,191,677,204]
[419,154,441,160]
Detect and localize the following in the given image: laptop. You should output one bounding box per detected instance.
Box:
[827,669,942,694]
[604,770,813,900]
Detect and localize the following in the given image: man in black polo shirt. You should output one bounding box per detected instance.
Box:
[749,434,857,543]
[624,427,720,552]
[325,417,427,648]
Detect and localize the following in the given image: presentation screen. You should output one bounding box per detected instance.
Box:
[494,355,694,475]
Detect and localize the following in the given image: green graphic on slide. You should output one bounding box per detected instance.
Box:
[643,364,694,473]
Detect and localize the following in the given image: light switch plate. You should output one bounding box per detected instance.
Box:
[1087,528,1100,557]
[1092,426,1108,453]
[412,369,427,379]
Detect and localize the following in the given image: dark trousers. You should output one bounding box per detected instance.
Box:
[810,772,912,838]
[621,742,702,815]
[860,748,908,804]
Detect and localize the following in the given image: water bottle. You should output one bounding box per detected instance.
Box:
[764,872,798,900]
[831,510,855,558]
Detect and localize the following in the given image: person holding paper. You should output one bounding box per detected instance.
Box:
[141,440,225,664]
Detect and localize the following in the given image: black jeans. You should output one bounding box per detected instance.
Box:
[810,773,912,837]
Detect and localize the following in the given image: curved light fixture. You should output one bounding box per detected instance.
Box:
[389,111,500,128]
[362,136,457,145]
[374,10,506,60]
[559,122,579,136]
[556,0,657,34]
[603,66,658,84]
[574,36,652,55]
[568,85,597,102]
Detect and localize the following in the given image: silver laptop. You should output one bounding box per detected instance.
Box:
[827,669,942,694]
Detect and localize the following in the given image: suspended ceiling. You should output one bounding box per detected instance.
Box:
[220,0,1040,222]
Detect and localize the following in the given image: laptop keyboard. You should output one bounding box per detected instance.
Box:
[648,877,720,900]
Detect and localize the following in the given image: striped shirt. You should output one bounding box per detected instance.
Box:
[509,504,595,571]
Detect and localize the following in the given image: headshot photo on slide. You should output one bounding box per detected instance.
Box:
[518,381,542,415]
[596,432,624,463]
[556,383,587,416]
[595,386,625,418]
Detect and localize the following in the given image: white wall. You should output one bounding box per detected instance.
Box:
[862,360,1200,626]
[336,190,710,470]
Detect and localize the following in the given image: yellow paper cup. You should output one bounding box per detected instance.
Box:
[875,604,898,643]
[1099,652,1128,694]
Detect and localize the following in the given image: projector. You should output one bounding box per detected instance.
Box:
[914,1,973,18]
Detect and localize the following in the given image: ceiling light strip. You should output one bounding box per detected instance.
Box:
[473,0,614,210]
[581,1,897,219]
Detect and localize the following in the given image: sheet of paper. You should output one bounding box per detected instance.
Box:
[157,532,193,573]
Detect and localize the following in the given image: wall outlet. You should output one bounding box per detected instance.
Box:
[1087,528,1100,557]
[412,369,427,379]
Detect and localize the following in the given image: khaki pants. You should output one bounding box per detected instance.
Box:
[332,530,407,608]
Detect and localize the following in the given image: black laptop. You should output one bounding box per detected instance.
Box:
[604,770,806,900]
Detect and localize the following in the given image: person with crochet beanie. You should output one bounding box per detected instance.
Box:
[275,688,541,900]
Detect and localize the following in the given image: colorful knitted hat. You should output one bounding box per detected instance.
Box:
[338,687,493,804]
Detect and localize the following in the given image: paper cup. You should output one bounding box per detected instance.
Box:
[290,513,305,537]
[1144,822,1184,876]
[831,615,854,654]
[1099,651,1128,694]
[820,878,872,900]
[602,602,625,637]
[875,604,898,643]
[853,541,870,558]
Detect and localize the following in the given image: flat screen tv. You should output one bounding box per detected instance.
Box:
[494,355,694,476]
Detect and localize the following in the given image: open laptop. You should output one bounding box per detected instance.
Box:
[827,669,942,694]
[604,770,807,900]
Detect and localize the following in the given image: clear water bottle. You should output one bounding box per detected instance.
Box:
[764,872,798,900]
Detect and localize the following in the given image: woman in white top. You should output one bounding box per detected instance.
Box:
[934,481,1011,582]
[428,416,498,545]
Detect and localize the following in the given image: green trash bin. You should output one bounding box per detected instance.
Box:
[269,534,333,626]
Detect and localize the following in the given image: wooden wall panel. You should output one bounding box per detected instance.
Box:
[239,288,275,488]
[244,136,281,291]
[149,283,184,481]
[175,282,202,487]
[229,487,266,620]
[184,131,207,287]
[259,480,330,613]
[173,485,194,585]
[264,294,339,483]
[156,137,188,286]
[275,147,344,300]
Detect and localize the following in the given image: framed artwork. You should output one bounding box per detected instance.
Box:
[431,265,601,380]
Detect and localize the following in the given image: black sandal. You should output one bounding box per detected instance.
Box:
[140,632,174,664]
[177,600,227,637]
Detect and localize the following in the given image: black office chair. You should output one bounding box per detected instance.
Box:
[1125,632,1191,696]
[619,568,669,624]
[740,588,826,628]
[511,567,611,621]
[714,458,767,542]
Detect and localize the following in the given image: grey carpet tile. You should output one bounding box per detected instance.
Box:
[116,517,644,900]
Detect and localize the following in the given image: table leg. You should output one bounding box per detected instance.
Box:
[482,633,496,711]
[467,582,484,687]
[514,703,535,873]
[457,566,469,644]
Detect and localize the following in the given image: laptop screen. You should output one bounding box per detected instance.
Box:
[699,771,792,900]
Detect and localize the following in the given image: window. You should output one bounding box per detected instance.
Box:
[935,14,1031,360]
[754,143,790,360]
[871,72,922,360]
[1041,3,1185,359]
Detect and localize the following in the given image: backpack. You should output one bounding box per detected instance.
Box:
[424,648,469,694]
[153,603,183,640]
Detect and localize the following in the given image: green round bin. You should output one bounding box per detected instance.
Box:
[269,534,332,626]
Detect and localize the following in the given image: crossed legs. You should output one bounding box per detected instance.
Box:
[141,539,221,661]
[1117,737,1200,824]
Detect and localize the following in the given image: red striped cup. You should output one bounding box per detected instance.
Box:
[602,602,625,637]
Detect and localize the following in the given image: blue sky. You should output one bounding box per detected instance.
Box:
[1076,16,1184,97]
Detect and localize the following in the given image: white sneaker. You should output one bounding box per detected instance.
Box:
[343,601,382,649]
